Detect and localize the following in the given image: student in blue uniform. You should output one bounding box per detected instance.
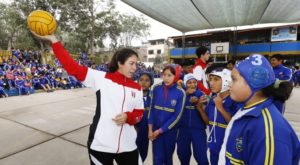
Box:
[0,75,8,98]
[294,66,300,87]
[49,75,58,89]
[177,73,209,165]
[40,74,53,92]
[218,54,300,165]
[270,54,293,114]
[24,76,32,93]
[148,65,186,165]
[179,59,195,80]
[177,60,195,88]
[32,74,41,89]
[15,74,30,95]
[270,54,292,81]
[198,68,237,165]
[135,72,153,162]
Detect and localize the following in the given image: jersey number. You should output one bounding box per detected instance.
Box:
[251,55,263,65]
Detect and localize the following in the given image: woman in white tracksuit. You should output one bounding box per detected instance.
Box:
[31,32,144,165]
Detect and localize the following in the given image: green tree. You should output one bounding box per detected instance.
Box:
[1,0,151,56]
[119,14,150,47]
[0,2,30,49]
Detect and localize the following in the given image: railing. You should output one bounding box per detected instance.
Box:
[0,50,109,66]
[0,50,12,60]
[169,41,300,58]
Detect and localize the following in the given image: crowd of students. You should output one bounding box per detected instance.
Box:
[2,40,300,164]
[134,47,300,165]
[0,55,85,98]
[0,48,160,100]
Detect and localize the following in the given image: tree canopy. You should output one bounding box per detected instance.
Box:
[0,0,150,54]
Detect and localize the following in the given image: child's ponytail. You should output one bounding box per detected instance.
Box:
[262,79,293,102]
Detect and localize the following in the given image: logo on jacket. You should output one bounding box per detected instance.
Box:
[279,72,285,78]
[171,99,177,106]
[236,137,243,152]
[131,91,136,98]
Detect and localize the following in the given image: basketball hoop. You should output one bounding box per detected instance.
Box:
[216,46,223,54]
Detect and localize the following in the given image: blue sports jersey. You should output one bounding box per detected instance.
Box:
[32,77,40,84]
[272,64,292,113]
[136,90,151,161]
[148,82,186,133]
[222,98,300,165]
[143,91,151,112]
[294,70,300,83]
[0,79,5,90]
[177,88,209,165]
[179,89,206,130]
[136,90,151,128]
[273,64,292,81]
[15,79,25,87]
[0,69,4,76]
[40,77,50,85]
[0,88,6,96]
[205,95,238,154]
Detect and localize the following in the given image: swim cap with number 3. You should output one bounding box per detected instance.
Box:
[235,54,275,92]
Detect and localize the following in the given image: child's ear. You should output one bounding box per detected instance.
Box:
[117,61,122,68]
[177,80,183,88]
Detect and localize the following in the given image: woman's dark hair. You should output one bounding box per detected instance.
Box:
[162,65,176,75]
[108,48,138,73]
[195,46,209,58]
[262,81,293,102]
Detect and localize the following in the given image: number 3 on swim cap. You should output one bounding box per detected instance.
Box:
[251,54,263,66]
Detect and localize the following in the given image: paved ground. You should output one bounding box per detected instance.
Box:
[0,87,299,165]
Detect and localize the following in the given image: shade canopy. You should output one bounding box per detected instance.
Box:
[122,0,300,32]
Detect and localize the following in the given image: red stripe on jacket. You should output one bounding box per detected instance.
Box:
[193,59,210,95]
[52,42,143,125]
[125,109,144,125]
[51,42,88,81]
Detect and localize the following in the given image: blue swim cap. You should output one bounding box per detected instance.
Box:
[138,72,154,86]
[235,54,275,93]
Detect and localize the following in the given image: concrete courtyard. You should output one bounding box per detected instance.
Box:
[0,87,299,165]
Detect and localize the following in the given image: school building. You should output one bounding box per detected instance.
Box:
[169,24,300,66]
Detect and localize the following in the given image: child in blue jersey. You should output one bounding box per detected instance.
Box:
[15,74,30,95]
[135,72,153,162]
[49,75,58,89]
[197,68,237,165]
[270,54,293,114]
[0,75,8,98]
[177,59,195,88]
[32,75,41,89]
[218,54,300,165]
[148,65,186,165]
[177,73,209,165]
[293,66,300,87]
[40,74,53,92]
[24,76,32,94]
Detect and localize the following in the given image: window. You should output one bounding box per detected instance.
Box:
[148,50,154,54]
[157,49,161,54]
